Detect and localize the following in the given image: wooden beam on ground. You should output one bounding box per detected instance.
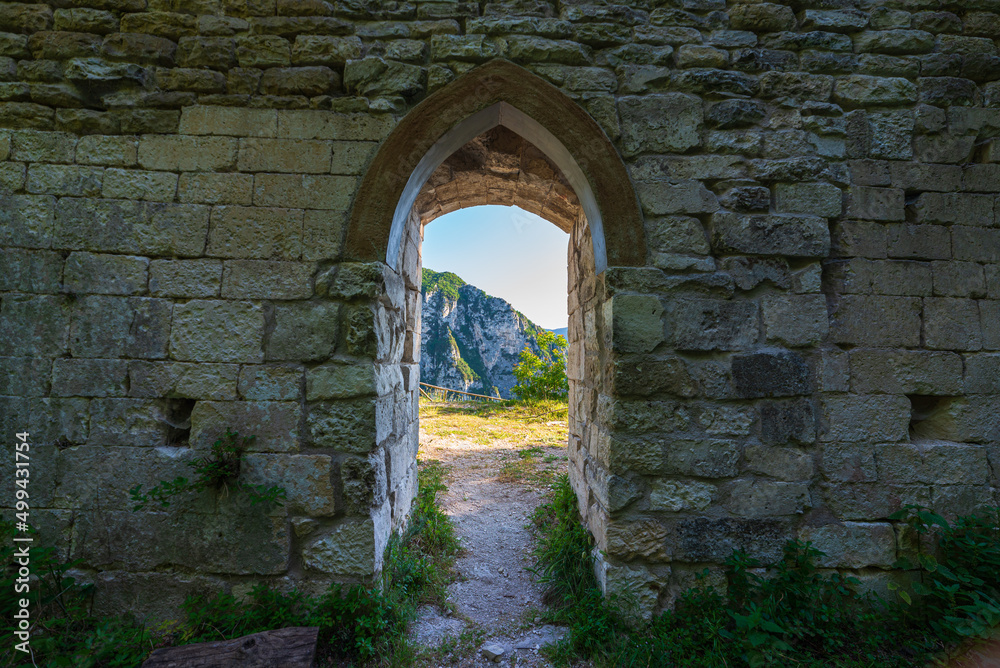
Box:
[141,626,319,668]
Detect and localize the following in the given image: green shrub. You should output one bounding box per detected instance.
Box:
[512,331,568,402]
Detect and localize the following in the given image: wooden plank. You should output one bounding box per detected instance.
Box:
[419,382,501,401]
[141,626,319,668]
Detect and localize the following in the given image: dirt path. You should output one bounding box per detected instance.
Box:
[409,403,569,666]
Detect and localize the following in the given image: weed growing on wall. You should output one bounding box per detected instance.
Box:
[129,430,286,510]
[531,475,1000,668]
[0,462,459,667]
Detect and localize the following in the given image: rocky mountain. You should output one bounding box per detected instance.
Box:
[420,269,546,399]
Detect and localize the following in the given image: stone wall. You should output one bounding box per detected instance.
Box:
[0,0,997,619]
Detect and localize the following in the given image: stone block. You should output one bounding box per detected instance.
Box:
[302,519,376,576]
[953,226,1000,263]
[253,173,356,209]
[965,353,1000,393]
[819,394,910,443]
[179,105,277,137]
[612,355,698,398]
[618,93,703,157]
[190,400,301,452]
[102,168,177,202]
[603,518,669,561]
[846,186,904,221]
[932,261,987,298]
[673,517,789,563]
[868,110,914,160]
[636,180,718,216]
[924,298,982,351]
[291,35,362,66]
[244,453,335,516]
[915,192,994,226]
[178,172,253,205]
[221,260,313,299]
[851,350,963,394]
[667,298,758,351]
[138,135,237,172]
[649,479,714,512]
[709,213,830,257]
[833,75,918,107]
[885,224,951,260]
[70,296,171,359]
[266,301,339,362]
[774,182,842,217]
[761,294,828,347]
[51,358,128,397]
[237,364,301,401]
[731,349,812,398]
[723,479,811,517]
[170,300,265,363]
[87,398,173,446]
[0,194,55,249]
[799,522,896,568]
[601,398,690,435]
[0,294,69,356]
[10,130,75,163]
[26,164,103,197]
[128,361,239,400]
[745,443,814,480]
[149,259,222,298]
[605,294,664,354]
[63,252,148,295]
[0,357,50,396]
[829,295,921,347]
[645,216,711,255]
[760,398,816,445]
[663,438,741,478]
[698,404,755,437]
[207,206,303,260]
[306,363,376,400]
[343,56,426,97]
[306,398,376,453]
[276,110,395,141]
[0,248,62,293]
[888,162,961,192]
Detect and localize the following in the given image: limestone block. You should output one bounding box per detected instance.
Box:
[51,358,128,397]
[306,398,376,453]
[729,3,795,31]
[612,355,698,398]
[761,294,828,347]
[698,404,755,437]
[171,300,265,363]
[932,261,986,298]
[833,74,918,106]
[302,519,376,577]
[253,173,356,209]
[190,400,301,452]
[913,397,998,444]
[636,180,718,216]
[953,226,1000,263]
[291,35,362,66]
[90,571,227,624]
[238,365,302,401]
[0,294,69,356]
[723,479,811,517]
[965,353,1000,393]
[619,93,702,156]
[667,298,758,351]
[70,296,171,359]
[0,357,50,396]
[63,252,148,295]
[595,559,663,621]
[259,65,339,96]
[10,130,75,163]
[26,164,103,197]
[342,56,426,97]
[341,452,387,514]
[731,349,811,398]
[649,479,714,512]
[603,519,669,561]
[800,522,896,568]
[673,517,788,563]
[662,438,741,478]
[138,135,237,172]
[276,110,395,141]
[774,182,842,217]
[149,259,222,298]
[605,294,663,354]
[266,301,339,362]
[306,363,376,400]
[924,298,983,351]
[178,172,253,205]
[0,194,54,249]
[207,206,303,260]
[886,223,951,260]
[829,295,921,347]
[819,394,910,443]
[745,443,814,480]
[889,162,961,192]
[87,398,173,446]
[102,168,177,201]
[868,110,914,160]
[180,106,277,137]
[602,398,690,435]
[876,443,989,485]
[846,186,905,221]
[709,213,830,257]
[980,300,1000,350]
[244,453,335,516]
[915,192,994,226]
[129,361,239,400]
[932,484,995,520]
[0,248,62,293]
[850,350,963,394]
[759,398,816,445]
[221,260,313,300]
[820,441,877,482]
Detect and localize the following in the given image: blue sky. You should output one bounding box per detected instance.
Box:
[421,205,570,330]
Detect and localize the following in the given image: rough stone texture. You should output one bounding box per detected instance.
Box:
[1,0,996,623]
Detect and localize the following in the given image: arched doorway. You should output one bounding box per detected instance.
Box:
[346,60,646,588]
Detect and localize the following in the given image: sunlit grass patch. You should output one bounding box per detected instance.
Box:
[419,399,568,447]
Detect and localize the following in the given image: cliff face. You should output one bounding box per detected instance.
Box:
[420,269,545,399]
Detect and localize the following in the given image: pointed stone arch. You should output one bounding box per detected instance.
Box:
[345,59,646,273]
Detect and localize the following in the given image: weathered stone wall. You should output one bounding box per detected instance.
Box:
[0,0,997,619]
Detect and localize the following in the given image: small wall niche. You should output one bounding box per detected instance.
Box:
[907,395,956,441]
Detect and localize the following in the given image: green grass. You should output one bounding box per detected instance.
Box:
[419,398,568,447]
[529,475,1000,668]
[1,463,460,668]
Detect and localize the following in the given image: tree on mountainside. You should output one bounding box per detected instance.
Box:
[511,331,568,401]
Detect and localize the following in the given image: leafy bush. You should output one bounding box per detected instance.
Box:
[512,330,568,402]
[530,475,1000,668]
